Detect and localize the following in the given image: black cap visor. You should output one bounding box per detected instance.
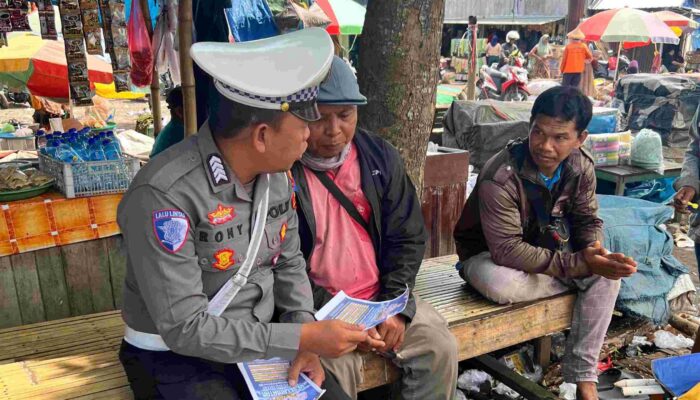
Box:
[289,100,321,122]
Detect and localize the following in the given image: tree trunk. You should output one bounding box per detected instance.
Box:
[357,0,445,196]
[567,0,586,33]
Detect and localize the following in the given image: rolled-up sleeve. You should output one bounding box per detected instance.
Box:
[119,186,303,363]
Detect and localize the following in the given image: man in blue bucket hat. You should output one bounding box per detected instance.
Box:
[291,56,459,400]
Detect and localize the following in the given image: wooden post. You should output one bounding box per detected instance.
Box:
[567,0,586,33]
[179,0,197,136]
[466,23,477,100]
[613,43,622,83]
[139,0,162,137]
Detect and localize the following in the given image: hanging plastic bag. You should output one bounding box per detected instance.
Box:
[127,0,154,88]
[152,0,180,85]
[225,0,278,43]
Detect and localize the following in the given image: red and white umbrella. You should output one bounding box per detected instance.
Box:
[315,0,366,35]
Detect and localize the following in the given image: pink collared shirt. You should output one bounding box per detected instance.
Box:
[305,143,381,300]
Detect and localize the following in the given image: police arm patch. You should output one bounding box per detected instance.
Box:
[152,209,190,253]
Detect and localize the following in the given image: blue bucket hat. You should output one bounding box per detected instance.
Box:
[318,56,367,105]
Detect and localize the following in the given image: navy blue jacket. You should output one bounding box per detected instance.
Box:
[291,128,426,320]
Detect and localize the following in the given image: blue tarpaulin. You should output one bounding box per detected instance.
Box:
[598,195,689,323]
[652,353,700,396]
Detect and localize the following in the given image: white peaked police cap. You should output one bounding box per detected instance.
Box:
[190,28,334,122]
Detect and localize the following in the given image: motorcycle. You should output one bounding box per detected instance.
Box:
[597,54,630,79]
[0,88,30,109]
[476,57,530,102]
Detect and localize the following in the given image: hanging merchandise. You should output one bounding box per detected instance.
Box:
[100,0,130,92]
[152,0,180,85]
[80,0,103,55]
[8,0,29,31]
[36,0,57,40]
[59,0,93,106]
[0,2,11,33]
[0,32,6,47]
[225,0,278,42]
[126,0,153,87]
[271,1,331,34]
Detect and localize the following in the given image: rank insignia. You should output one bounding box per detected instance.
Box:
[207,154,230,186]
[153,209,190,253]
[207,204,235,225]
[213,248,235,270]
[280,223,288,243]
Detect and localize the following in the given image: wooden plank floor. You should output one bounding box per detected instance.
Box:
[0,255,576,399]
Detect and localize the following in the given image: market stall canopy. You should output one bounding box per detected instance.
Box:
[589,0,686,10]
[0,33,113,99]
[460,15,564,26]
[315,0,366,35]
[578,8,680,44]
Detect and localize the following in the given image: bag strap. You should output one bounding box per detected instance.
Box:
[311,169,371,234]
[207,174,271,317]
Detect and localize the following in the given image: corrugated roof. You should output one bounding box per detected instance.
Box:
[445,15,565,25]
[589,0,686,10]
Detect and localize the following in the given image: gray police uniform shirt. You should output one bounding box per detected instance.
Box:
[117,122,314,363]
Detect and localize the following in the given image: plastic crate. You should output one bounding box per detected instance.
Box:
[38,154,140,198]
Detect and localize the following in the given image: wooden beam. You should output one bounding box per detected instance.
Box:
[0,256,21,328]
[139,0,163,136]
[179,0,197,136]
[534,335,552,369]
[467,355,558,400]
[10,253,46,324]
[34,247,71,321]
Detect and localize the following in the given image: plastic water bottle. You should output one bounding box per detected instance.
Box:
[87,138,106,161]
[68,137,89,161]
[55,140,84,163]
[102,139,121,160]
[41,140,59,158]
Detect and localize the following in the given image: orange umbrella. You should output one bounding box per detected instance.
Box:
[0,33,112,99]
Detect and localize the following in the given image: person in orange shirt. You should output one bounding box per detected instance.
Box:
[560,29,592,88]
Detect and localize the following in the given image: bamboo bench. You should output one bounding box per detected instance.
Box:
[0,255,576,400]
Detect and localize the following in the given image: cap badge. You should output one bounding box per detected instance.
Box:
[208,204,236,225]
[213,248,235,270]
[281,102,290,112]
[207,154,230,186]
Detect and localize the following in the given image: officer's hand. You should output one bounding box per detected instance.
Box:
[376,315,407,352]
[674,186,696,213]
[288,351,324,387]
[300,320,384,358]
[583,241,637,280]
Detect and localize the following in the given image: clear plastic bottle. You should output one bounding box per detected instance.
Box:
[106,131,123,156]
[55,140,84,163]
[36,129,47,149]
[86,138,105,161]
[41,139,59,158]
[102,139,121,160]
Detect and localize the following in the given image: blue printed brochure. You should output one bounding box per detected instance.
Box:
[238,358,325,400]
[314,286,410,330]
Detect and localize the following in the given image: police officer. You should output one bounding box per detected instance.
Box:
[117,28,380,399]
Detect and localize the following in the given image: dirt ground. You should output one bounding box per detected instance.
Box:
[0,97,165,132]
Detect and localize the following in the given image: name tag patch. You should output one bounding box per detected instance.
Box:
[153,209,189,253]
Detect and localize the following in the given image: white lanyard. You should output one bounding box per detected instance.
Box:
[207,174,270,317]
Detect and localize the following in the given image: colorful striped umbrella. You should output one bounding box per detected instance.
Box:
[315,0,366,35]
[653,10,699,29]
[578,8,679,45]
[0,33,112,99]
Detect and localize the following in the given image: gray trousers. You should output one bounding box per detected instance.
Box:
[321,298,458,400]
[463,252,621,383]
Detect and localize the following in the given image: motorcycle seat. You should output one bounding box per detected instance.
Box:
[484,67,508,80]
